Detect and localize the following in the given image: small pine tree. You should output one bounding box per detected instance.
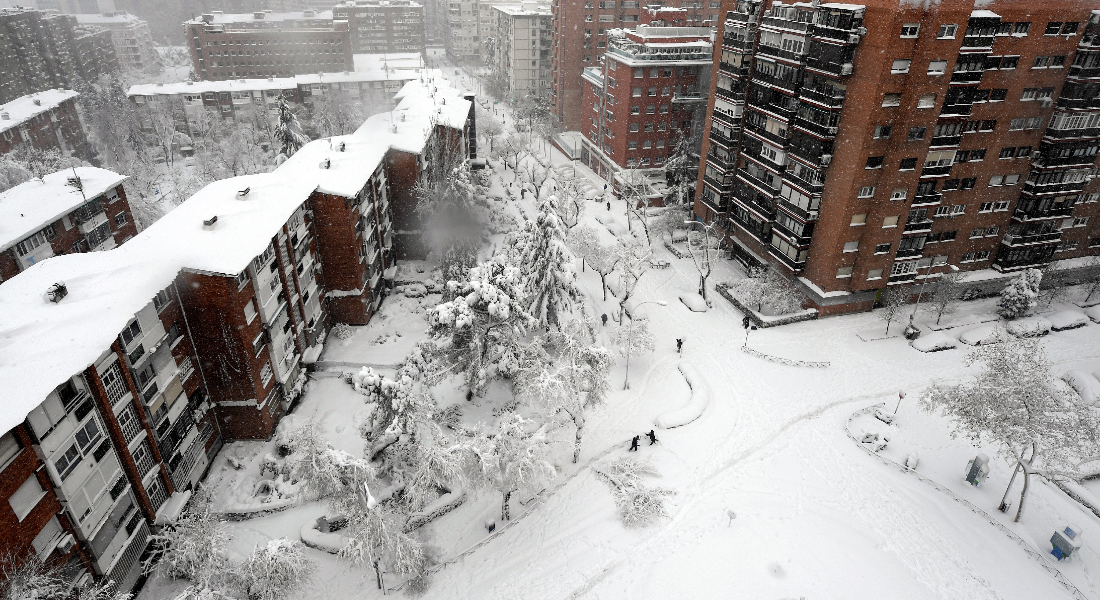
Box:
[273,95,309,158]
[999,268,1042,319]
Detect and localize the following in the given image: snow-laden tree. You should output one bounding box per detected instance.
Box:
[999,268,1042,319]
[549,175,586,230]
[920,335,1100,522]
[283,419,375,502]
[615,240,653,319]
[471,414,556,521]
[273,95,310,158]
[477,106,504,153]
[415,163,486,284]
[1,553,133,600]
[684,219,719,302]
[426,258,537,395]
[727,265,804,315]
[508,198,579,328]
[236,539,315,600]
[498,131,533,170]
[924,270,964,325]
[592,456,674,528]
[332,492,432,593]
[143,490,231,595]
[1082,257,1100,303]
[878,285,910,335]
[565,224,600,273]
[619,169,653,241]
[519,319,613,463]
[306,91,365,138]
[1038,262,1072,309]
[608,318,656,359]
[663,130,698,207]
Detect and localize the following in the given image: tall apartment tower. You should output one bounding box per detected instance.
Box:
[694,0,1100,315]
[74,13,162,73]
[550,0,721,130]
[488,4,553,97]
[334,0,427,54]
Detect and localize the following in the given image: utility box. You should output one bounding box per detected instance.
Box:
[965,453,990,486]
[1051,525,1082,560]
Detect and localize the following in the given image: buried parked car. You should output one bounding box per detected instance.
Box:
[1006,317,1052,338]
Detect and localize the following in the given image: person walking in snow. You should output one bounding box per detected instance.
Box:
[601,313,608,326]
[629,435,640,452]
[606,201,611,211]
[676,338,683,354]
[647,430,658,445]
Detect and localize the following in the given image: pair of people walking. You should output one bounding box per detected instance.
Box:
[629,430,658,451]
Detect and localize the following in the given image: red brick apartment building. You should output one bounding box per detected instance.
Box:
[0,72,471,596]
[0,167,136,284]
[335,0,428,54]
[693,0,1100,315]
[186,10,353,81]
[579,25,711,177]
[0,90,92,161]
[551,0,723,130]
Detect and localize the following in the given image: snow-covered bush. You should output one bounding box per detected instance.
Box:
[283,419,375,502]
[999,268,1042,319]
[143,491,231,594]
[608,318,656,358]
[727,266,804,315]
[1,554,134,600]
[471,414,556,521]
[332,323,354,340]
[236,539,315,600]
[593,456,674,528]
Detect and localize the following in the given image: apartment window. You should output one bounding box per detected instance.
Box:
[940,231,957,241]
[1008,119,1026,131]
[883,216,899,228]
[943,179,960,191]
[113,213,127,227]
[260,361,273,387]
[1016,146,1032,158]
[1044,22,1062,36]
[928,60,947,75]
[851,213,867,226]
[867,269,884,280]
[0,432,21,470]
[644,123,654,132]
[900,23,919,37]
[891,59,911,74]
[252,330,265,356]
[643,141,652,149]
[866,156,884,169]
[873,125,892,139]
[633,67,643,79]
[629,141,638,150]
[647,87,657,97]
[632,87,641,97]
[1000,56,1019,69]
[875,243,892,254]
[979,120,996,132]
[153,289,171,312]
[858,186,875,198]
[917,94,936,108]
[837,267,853,278]
[1025,117,1042,130]
[1033,56,1051,69]
[891,188,908,201]
[961,178,976,190]
[630,123,639,132]
[999,146,1016,159]
[647,106,655,114]
[235,271,249,290]
[954,150,970,163]
[937,24,957,39]
[979,202,994,213]
[995,201,1011,211]
[120,319,142,347]
[908,127,926,141]
[244,299,258,323]
[1057,240,1080,253]
[585,15,592,21]
[9,475,45,522]
[630,106,640,115]
[899,158,917,171]
[970,228,984,239]
[970,149,986,161]
[1062,22,1080,36]
[843,241,859,253]
[1014,22,1031,35]
[659,105,669,114]
[989,175,1004,186]
[598,14,613,21]
[986,89,1006,102]
[882,94,902,107]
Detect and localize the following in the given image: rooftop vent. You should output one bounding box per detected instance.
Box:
[186,81,193,85]
[32,98,41,106]
[320,158,331,169]
[237,187,250,197]
[46,282,67,303]
[203,215,218,229]
[254,11,265,18]
[338,142,345,151]
[67,175,82,190]
[201,13,214,22]
[1,112,9,120]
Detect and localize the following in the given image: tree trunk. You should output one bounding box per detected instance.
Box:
[699,274,707,301]
[600,273,608,301]
[502,490,512,521]
[573,425,583,464]
[1014,466,1030,522]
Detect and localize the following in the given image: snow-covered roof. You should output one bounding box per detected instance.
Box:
[0,90,79,135]
[354,75,471,154]
[127,68,422,97]
[186,10,334,25]
[970,9,1001,19]
[73,12,143,24]
[0,167,127,253]
[353,52,424,72]
[492,4,552,17]
[277,135,389,198]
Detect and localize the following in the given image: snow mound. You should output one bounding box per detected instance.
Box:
[1048,310,1088,331]
[910,332,957,353]
[1062,370,1100,406]
[1087,305,1100,323]
[678,293,708,312]
[1006,317,1052,337]
[300,516,350,554]
[670,228,688,243]
[655,363,710,429]
[958,324,1001,346]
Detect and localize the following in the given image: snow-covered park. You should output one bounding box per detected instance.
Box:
[137,92,1100,600]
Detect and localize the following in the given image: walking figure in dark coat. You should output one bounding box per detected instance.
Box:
[629,435,640,452]
[647,430,658,445]
[676,338,683,354]
[601,313,608,326]
[606,201,611,211]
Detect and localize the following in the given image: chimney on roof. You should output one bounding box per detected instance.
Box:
[32,98,41,106]
[201,13,213,22]
[67,175,82,190]
[203,215,218,229]
[45,282,67,303]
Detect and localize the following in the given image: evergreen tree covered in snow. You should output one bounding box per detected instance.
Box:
[273,95,309,158]
[237,539,315,600]
[920,335,1100,522]
[508,198,579,328]
[999,268,1042,319]
[470,414,556,521]
[519,319,613,463]
[427,258,536,395]
[284,419,375,502]
[416,164,486,284]
[663,130,697,207]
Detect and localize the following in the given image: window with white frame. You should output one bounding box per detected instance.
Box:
[9,474,45,521]
[937,24,957,38]
[843,241,859,253]
[858,186,875,198]
[260,361,273,386]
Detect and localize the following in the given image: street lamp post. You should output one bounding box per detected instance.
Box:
[623,300,667,389]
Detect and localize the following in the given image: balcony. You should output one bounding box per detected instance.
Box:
[888,272,918,285]
[737,168,780,197]
[77,211,108,234]
[920,165,953,178]
[709,128,737,148]
[715,86,745,103]
[894,247,924,259]
[776,196,819,221]
[992,248,1056,272]
[768,245,807,271]
[704,173,734,191]
[939,104,973,117]
[672,92,707,104]
[727,10,757,25]
[727,207,771,243]
[719,62,750,78]
[782,170,824,196]
[752,69,800,94]
[761,16,810,32]
[949,70,984,84]
[723,36,756,53]
[812,24,862,45]
[903,219,934,234]
[929,135,962,148]
[798,86,845,108]
[792,116,838,139]
[743,121,789,147]
[707,152,735,171]
[1068,65,1100,80]
[1022,179,1088,196]
[911,192,943,207]
[1056,96,1100,111]
[699,189,729,213]
[772,219,814,245]
[1012,205,1075,221]
[1001,231,1062,246]
[1032,153,1099,168]
[959,36,994,51]
[755,44,806,65]
[788,145,831,169]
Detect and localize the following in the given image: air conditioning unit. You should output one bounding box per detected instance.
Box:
[57,534,76,553]
[840,63,854,75]
[819,153,832,166]
[857,26,868,36]
[847,34,860,44]
[1032,150,1041,160]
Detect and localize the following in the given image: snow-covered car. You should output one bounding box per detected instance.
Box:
[910,331,958,352]
[1048,310,1089,331]
[958,324,1001,346]
[1006,317,1052,337]
[1062,370,1100,406]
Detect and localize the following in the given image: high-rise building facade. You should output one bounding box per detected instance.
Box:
[488,3,553,97]
[0,9,119,105]
[446,0,481,61]
[578,26,710,177]
[185,10,353,81]
[550,0,720,130]
[335,0,427,54]
[693,0,1100,315]
[74,13,162,73]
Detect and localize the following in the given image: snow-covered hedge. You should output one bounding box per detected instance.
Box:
[715,283,818,329]
[299,517,351,554]
[402,487,467,533]
[654,363,710,428]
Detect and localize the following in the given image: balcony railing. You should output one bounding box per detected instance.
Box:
[719,62,750,78]
[1032,153,1099,168]
[792,116,838,139]
[1012,206,1075,221]
[903,219,934,234]
[949,70,984,84]
[768,244,807,271]
[920,165,953,178]
[911,192,943,207]
[1022,179,1088,195]
[798,86,845,108]
[743,121,790,147]
[776,196,819,221]
[888,272,918,285]
[752,69,800,94]
[755,44,806,64]
[760,16,810,32]
[715,86,745,103]
[737,168,780,197]
[1001,231,1062,246]
[939,104,973,117]
[1057,96,1100,110]
[782,170,824,196]
[894,247,924,259]
[772,219,813,245]
[929,135,962,148]
[672,92,707,104]
[959,36,995,50]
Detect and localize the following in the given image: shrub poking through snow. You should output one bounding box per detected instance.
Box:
[999,268,1042,319]
[236,538,315,600]
[332,323,353,340]
[142,490,232,596]
[593,456,674,528]
[727,265,804,316]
